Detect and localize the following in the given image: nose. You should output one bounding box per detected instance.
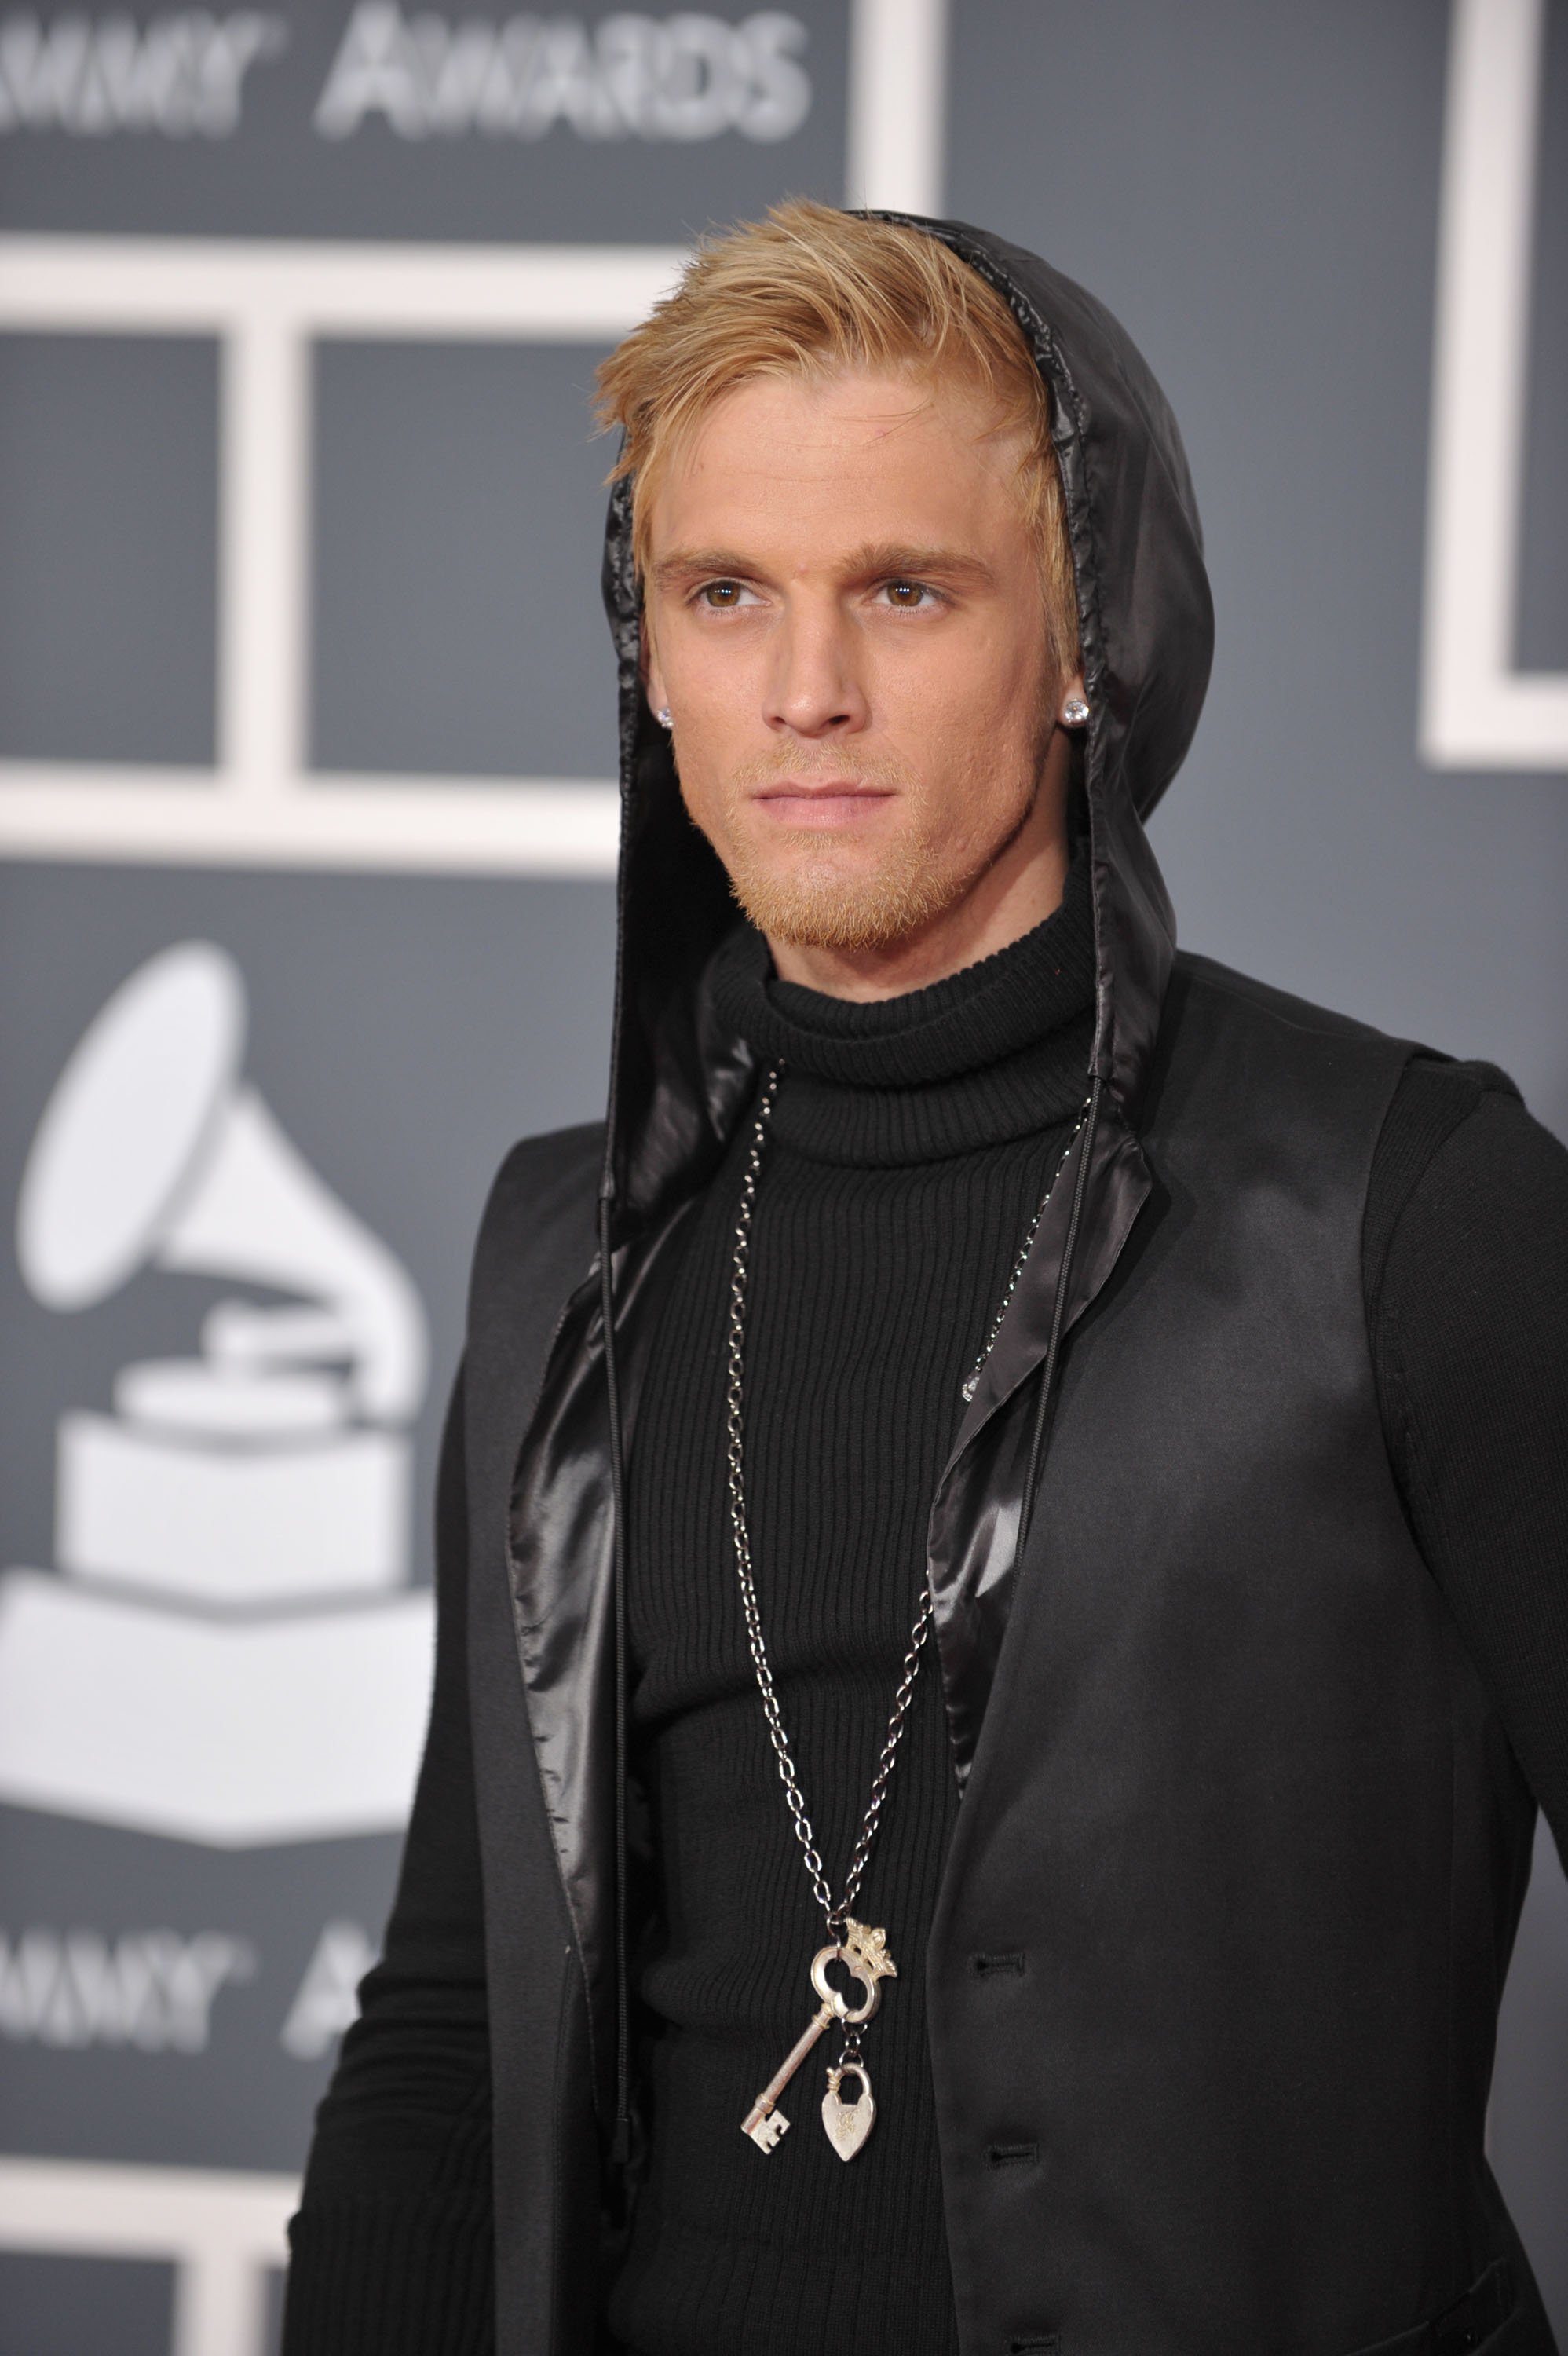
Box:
[763,599,869,739]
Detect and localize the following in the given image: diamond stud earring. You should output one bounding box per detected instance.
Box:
[656,706,673,730]
[1062,697,1091,726]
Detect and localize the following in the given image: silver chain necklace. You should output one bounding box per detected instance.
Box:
[729,1065,1091,2164]
[962,1098,1091,1401]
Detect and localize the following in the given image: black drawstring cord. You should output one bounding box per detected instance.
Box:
[598,1183,634,2168]
[1020,1072,1102,1550]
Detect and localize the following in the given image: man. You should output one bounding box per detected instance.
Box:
[284,204,1568,2355]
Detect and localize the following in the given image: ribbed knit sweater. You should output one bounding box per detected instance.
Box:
[283,870,1568,2356]
[608,860,1100,2356]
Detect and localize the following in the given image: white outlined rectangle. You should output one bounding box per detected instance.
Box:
[0,2156,296,2356]
[0,241,682,874]
[1421,0,1568,769]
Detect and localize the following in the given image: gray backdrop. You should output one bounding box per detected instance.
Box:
[1,3,1563,2349]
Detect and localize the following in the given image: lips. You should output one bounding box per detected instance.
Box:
[751,785,896,828]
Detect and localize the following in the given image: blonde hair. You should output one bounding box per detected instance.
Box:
[594,199,1079,686]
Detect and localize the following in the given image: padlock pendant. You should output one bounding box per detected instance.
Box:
[821,2062,875,2160]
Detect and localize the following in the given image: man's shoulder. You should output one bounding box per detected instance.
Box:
[1170,949,1409,1053]
[1153,952,1430,1165]
[468,1119,605,1329]
[485,1119,605,1224]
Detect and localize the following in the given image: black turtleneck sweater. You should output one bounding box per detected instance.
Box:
[283,864,1568,2356]
[610,871,1099,2356]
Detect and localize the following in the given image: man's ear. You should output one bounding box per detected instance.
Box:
[641,612,667,719]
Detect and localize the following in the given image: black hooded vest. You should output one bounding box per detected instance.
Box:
[462,946,1548,2355]
[447,208,1555,2354]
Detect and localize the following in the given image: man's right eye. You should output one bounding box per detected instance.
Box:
[698,580,751,608]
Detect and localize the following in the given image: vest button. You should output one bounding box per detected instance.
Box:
[969,1949,1026,1977]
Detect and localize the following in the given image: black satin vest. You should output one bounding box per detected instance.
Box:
[471,953,1552,2355]
[925,953,1541,2355]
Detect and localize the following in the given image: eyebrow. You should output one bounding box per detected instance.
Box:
[650,549,755,588]
[650,543,997,591]
[841,543,996,590]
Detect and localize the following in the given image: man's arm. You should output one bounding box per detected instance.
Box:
[283,1366,495,2356]
[1367,1060,1568,1867]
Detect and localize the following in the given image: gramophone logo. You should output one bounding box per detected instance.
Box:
[0,942,434,1846]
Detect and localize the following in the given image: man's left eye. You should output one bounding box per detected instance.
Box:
[883,580,931,608]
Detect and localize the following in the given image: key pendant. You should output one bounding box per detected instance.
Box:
[740,2000,831,2149]
[821,2062,876,2160]
[740,1919,897,2156]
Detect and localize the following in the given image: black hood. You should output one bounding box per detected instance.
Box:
[511,220,1216,2153]
[598,214,1213,1232]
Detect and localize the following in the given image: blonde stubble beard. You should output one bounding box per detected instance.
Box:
[687,735,1051,954]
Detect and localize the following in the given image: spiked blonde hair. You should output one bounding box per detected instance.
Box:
[594,200,1080,688]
